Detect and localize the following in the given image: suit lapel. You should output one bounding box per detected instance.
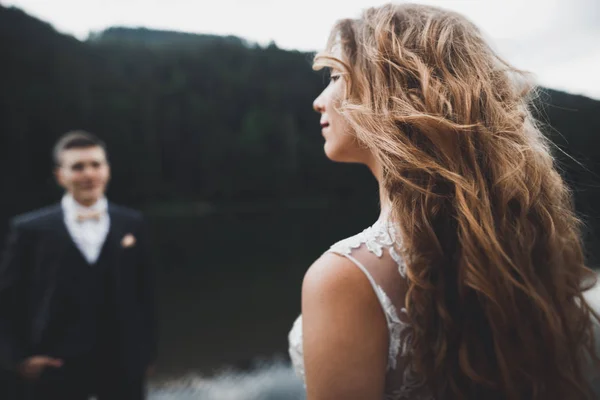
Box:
[53,205,71,246]
[43,205,94,279]
[57,207,95,266]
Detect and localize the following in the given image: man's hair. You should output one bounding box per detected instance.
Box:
[53,130,107,166]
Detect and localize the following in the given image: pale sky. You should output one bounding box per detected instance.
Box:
[4,0,600,99]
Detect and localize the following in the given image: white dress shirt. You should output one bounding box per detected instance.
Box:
[61,194,110,264]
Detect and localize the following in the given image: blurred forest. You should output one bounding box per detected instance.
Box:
[1,4,600,264]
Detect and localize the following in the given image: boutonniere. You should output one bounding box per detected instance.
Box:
[121,233,137,248]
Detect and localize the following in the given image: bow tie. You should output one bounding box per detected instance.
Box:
[76,210,104,223]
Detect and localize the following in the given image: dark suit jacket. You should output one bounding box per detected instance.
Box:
[0,203,157,380]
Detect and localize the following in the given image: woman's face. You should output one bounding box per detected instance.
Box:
[313,69,370,164]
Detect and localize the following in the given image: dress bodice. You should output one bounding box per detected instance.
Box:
[288,216,434,399]
[288,217,600,399]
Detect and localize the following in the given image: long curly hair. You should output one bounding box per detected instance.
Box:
[314,3,600,399]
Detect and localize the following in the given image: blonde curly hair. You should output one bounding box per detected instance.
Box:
[315,3,600,399]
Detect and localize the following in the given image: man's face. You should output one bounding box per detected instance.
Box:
[55,146,110,206]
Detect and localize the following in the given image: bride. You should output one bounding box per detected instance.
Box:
[289,3,600,399]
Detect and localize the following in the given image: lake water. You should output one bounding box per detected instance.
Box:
[148,200,378,379]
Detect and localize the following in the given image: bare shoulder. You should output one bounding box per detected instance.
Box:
[302,252,377,306]
[301,252,385,329]
[301,253,388,398]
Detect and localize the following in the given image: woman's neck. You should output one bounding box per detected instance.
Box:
[367,157,390,220]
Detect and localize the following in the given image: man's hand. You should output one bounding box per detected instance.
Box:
[17,356,63,380]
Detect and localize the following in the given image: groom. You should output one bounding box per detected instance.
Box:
[0,131,157,399]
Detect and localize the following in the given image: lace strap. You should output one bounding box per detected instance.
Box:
[326,249,404,370]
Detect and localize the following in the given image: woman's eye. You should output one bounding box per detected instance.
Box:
[330,75,341,82]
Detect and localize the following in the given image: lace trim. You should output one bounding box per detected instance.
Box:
[374,285,406,369]
[329,218,407,278]
[329,218,396,258]
[288,316,305,381]
[390,246,407,278]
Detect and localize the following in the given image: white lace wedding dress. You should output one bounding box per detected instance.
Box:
[288,214,600,399]
[288,214,434,399]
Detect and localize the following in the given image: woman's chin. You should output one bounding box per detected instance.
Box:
[324,143,357,163]
[323,142,342,162]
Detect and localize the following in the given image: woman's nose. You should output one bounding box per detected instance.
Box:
[313,95,325,113]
